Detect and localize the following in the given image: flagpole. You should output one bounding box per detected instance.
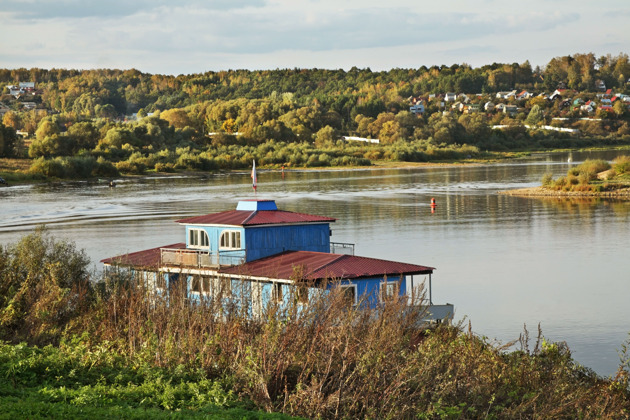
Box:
[251,159,257,198]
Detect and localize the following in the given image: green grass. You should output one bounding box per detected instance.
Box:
[0,341,299,419]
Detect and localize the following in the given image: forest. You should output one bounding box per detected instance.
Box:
[1,52,630,180]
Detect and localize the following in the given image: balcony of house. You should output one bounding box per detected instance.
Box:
[160,248,245,269]
[330,242,355,255]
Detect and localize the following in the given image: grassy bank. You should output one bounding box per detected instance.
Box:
[502,155,630,198]
[1,230,630,418]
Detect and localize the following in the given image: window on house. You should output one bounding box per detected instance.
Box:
[191,276,201,293]
[191,275,212,296]
[189,228,209,248]
[220,230,241,250]
[340,284,357,306]
[272,283,283,302]
[380,281,399,303]
[202,276,211,294]
[220,278,232,298]
[156,274,166,291]
[296,285,309,304]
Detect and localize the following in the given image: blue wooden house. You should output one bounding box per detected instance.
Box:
[101,199,453,321]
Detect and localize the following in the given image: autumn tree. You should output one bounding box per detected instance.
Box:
[35,119,59,140]
[2,111,21,131]
[0,122,18,157]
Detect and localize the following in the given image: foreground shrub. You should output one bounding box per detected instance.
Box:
[0,229,93,344]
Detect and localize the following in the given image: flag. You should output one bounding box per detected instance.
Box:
[251,160,257,191]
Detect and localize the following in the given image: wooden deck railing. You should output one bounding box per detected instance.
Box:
[160,248,244,268]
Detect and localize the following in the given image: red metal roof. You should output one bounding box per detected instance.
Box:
[219,251,433,281]
[101,243,185,268]
[176,210,335,226]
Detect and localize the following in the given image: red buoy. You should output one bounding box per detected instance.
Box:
[430,198,437,207]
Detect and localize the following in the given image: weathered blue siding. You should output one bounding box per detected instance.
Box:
[337,276,407,308]
[245,224,330,261]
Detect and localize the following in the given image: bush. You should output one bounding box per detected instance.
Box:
[92,157,120,178]
[115,160,146,174]
[573,159,611,182]
[0,229,93,344]
[613,155,630,175]
[154,162,176,172]
[29,157,65,178]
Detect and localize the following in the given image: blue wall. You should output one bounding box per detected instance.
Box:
[245,223,330,261]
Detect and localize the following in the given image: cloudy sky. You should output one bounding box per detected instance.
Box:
[1,0,629,75]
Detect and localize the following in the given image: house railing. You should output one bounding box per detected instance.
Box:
[330,242,355,255]
[160,248,245,269]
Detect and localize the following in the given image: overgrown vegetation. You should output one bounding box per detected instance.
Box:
[1,230,630,418]
[542,156,630,192]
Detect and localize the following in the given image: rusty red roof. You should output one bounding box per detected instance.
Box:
[219,251,433,281]
[176,210,335,226]
[101,243,185,268]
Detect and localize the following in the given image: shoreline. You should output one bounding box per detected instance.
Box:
[499,186,630,198]
[0,159,486,187]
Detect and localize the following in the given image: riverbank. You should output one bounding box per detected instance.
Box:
[500,186,630,198]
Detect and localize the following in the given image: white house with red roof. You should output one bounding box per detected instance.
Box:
[102,199,453,321]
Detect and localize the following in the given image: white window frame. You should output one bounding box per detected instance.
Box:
[339,284,357,306]
[219,230,241,250]
[190,275,212,296]
[272,283,284,303]
[379,280,399,303]
[189,228,209,249]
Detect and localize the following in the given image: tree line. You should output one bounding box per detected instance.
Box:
[1,53,630,177]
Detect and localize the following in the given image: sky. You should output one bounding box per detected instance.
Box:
[1,0,629,75]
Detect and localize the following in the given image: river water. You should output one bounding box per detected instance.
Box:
[1,149,629,376]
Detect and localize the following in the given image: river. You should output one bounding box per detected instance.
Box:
[1,149,629,376]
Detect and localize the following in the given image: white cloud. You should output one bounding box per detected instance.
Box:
[0,0,628,73]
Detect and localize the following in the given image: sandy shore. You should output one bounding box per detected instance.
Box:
[499,186,630,198]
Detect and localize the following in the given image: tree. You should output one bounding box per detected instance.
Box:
[314,125,337,147]
[160,108,192,129]
[95,103,117,120]
[0,122,18,157]
[379,120,402,144]
[35,119,59,140]
[67,121,99,150]
[2,111,21,131]
[613,100,627,118]
[526,105,545,125]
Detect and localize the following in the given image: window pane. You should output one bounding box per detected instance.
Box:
[192,276,201,293]
[201,231,209,247]
[273,283,283,302]
[202,276,210,293]
[341,286,356,305]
